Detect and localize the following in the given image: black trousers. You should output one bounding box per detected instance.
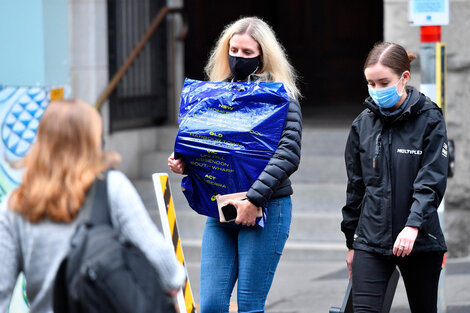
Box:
[352,249,444,313]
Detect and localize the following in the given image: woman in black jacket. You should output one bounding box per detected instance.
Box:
[341,42,448,313]
[168,17,302,313]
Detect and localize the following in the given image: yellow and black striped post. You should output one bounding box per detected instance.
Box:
[152,173,197,313]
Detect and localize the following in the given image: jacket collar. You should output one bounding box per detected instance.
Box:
[227,73,272,83]
[364,86,431,124]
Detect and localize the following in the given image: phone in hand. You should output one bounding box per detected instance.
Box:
[221,204,238,222]
[216,192,263,223]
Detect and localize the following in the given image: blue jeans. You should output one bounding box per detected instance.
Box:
[200,196,292,313]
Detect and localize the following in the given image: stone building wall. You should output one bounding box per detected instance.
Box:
[385,0,470,256]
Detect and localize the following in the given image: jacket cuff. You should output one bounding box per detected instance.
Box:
[344,230,355,249]
[246,188,267,208]
[405,221,422,229]
[406,211,423,229]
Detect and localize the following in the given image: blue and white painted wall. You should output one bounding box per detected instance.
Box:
[0,87,67,201]
[0,0,69,198]
[0,1,70,311]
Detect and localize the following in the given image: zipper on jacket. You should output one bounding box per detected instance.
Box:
[373,134,381,169]
[388,128,395,248]
[388,130,393,182]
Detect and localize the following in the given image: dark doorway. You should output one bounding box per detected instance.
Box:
[107,0,168,132]
[183,0,383,123]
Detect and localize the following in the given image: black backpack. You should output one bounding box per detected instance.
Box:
[53,173,176,313]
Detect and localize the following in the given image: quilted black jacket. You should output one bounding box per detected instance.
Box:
[246,97,302,208]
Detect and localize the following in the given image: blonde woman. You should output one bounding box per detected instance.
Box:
[0,100,185,312]
[168,17,302,312]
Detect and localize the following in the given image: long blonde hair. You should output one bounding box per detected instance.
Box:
[9,99,120,223]
[204,17,300,99]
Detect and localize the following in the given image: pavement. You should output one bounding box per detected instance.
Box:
[7,237,470,313]
[185,252,470,313]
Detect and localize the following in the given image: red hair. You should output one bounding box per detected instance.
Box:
[9,99,119,223]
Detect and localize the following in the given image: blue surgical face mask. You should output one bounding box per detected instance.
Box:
[368,73,407,109]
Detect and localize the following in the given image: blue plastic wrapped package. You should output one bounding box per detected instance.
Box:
[174,78,290,222]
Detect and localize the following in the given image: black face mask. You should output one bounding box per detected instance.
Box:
[229,55,261,81]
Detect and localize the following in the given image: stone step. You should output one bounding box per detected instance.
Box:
[154,126,179,152]
[291,182,346,213]
[297,155,346,185]
[139,151,174,180]
[300,127,349,156]
[148,209,346,243]
[134,178,347,214]
[146,205,347,262]
[134,179,346,241]
[290,212,344,242]
[149,126,350,155]
[140,123,350,185]
[140,125,350,181]
[147,210,345,243]
[140,151,347,185]
[179,239,348,263]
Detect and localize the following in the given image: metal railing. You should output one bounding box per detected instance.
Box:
[97,5,182,131]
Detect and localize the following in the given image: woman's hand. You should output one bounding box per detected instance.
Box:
[167,288,180,297]
[346,249,354,280]
[393,226,419,257]
[226,199,259,226]
[168,152,186,174]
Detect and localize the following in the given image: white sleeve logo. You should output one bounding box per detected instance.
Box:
[442,142,448,158]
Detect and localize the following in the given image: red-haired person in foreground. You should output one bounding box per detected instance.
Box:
[0,99,185,312]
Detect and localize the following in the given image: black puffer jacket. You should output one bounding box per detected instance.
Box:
[341,86,448,255]
[246,97,302,208]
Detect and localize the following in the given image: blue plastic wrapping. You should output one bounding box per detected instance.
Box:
[174,78,290,222]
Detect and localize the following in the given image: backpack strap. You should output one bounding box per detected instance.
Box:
[53,172,110,313]
[53,259,70,312]
[88,171,112,226]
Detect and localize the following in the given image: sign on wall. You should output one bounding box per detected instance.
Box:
[409,0,449,26]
